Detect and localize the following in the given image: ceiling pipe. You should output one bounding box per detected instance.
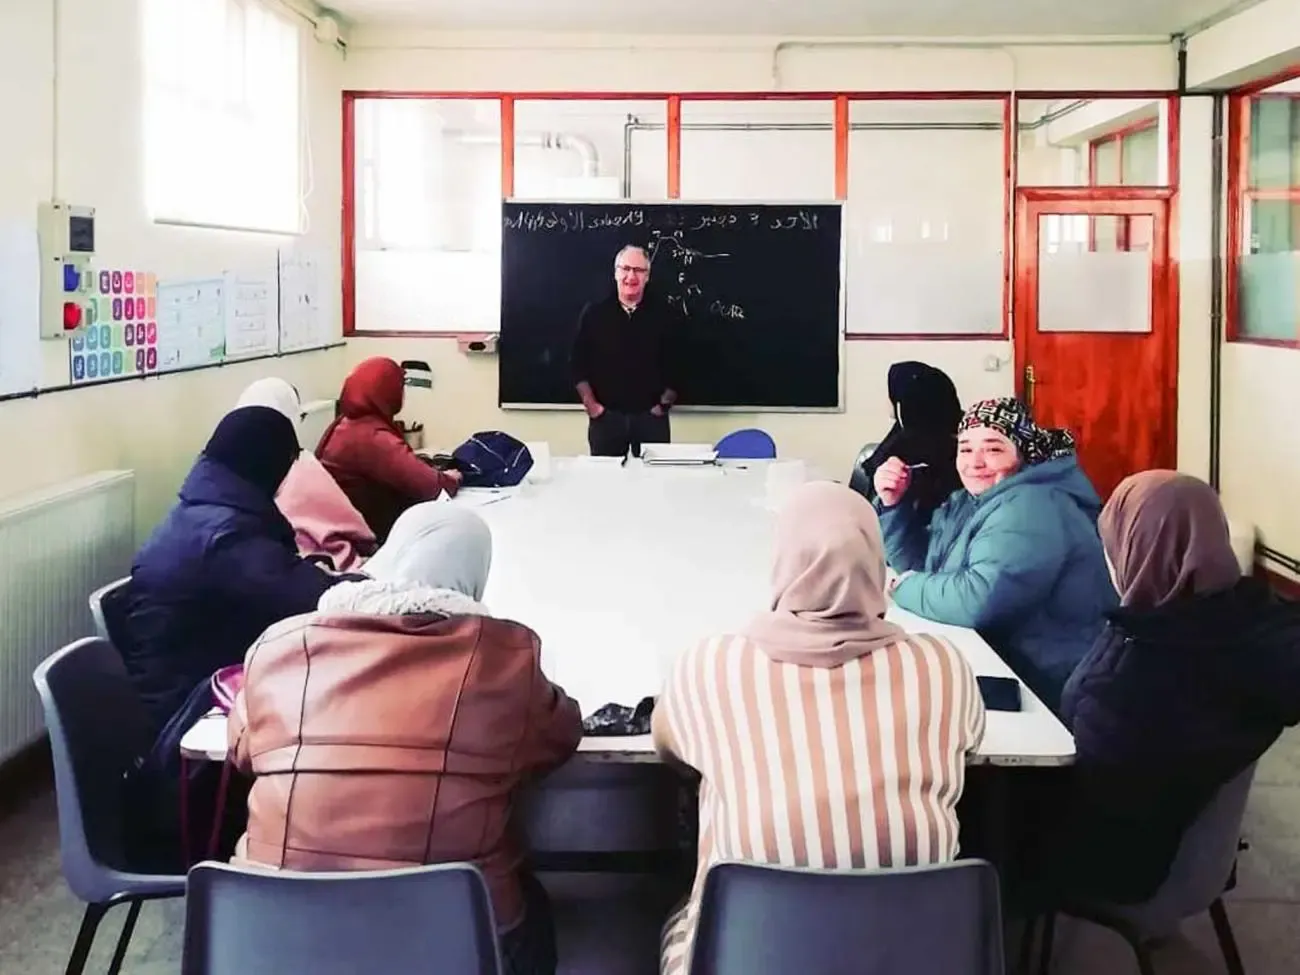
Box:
[453,130,599,177]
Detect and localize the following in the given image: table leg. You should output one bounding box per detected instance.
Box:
[205,760,233,861]
[179,756,192,867]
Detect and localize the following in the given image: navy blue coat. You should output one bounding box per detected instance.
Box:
[1054,578,1300,902]
[121,457,348,732]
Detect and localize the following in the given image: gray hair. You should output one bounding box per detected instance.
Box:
[614,244,650,267]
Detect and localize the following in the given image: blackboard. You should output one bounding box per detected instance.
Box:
[498,201,844,410]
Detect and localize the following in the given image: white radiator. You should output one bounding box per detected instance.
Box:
[0,470,135,764]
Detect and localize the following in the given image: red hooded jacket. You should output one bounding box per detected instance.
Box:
[316,357,457,541]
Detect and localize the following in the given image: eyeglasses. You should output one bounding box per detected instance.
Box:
[615,264,649,275]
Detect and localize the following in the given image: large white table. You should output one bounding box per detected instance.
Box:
[181,457,1074,767]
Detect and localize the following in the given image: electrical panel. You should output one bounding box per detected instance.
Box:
[37,201,97,339]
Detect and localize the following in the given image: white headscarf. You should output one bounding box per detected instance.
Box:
[235,378,302,437]
[319,504,493,617]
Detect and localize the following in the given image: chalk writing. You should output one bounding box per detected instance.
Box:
[503,205,822,235]
[710,300,746,320]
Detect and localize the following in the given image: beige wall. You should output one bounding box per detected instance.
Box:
[0,0,349,538]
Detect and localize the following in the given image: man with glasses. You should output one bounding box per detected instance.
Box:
[570,244,682,458]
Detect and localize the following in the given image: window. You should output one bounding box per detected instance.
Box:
[143,0,302,234]
[1088,121,1159,252]
[1231,87,1300,343]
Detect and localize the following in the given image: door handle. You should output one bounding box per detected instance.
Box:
[1023,364,1036,409]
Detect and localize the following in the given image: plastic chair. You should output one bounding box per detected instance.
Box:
[88,576,131,646]
[32,638,187,975]
[714,428,777,460]
[848,441,882,498]
[688,859,1004,974]
[1030,762,1256,975]
[182,861,503,975]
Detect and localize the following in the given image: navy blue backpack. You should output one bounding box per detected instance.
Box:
[451,431,534,488]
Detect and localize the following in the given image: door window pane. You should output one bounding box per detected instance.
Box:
[1037,214,1153,333]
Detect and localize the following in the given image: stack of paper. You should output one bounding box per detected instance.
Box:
[641,443,719,466]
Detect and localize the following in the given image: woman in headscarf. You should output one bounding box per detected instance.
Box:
[652,481,985,975]
[1050,471,1300,903]
[234,378,377,572]
[121,406,361,734]
[853,361,964,518]
[874,397,1115,713]
[228,505,583,975]
[316,357,461,542]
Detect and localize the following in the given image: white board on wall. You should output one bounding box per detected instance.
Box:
[0,221,40,397]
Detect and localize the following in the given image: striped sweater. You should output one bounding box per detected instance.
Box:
[655,632,986,974]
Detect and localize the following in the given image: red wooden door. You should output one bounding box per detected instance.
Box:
[1014,191,1178,502]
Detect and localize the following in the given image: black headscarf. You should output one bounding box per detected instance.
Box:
[202,406,300,498]
[854,361,963,515]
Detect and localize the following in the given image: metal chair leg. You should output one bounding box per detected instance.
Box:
[64,902,109,975]
[1036,912,1057,975]
[1209,898,1247,975]
[106,900,142,975]
[1018,915,1040,975]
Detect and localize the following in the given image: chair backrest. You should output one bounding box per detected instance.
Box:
[848,441,881,498]
[88,576,132,648]
[714,428,777,460]
[32,637,157,902]
[183,862,503,975]
[689,859,1004,975]
[1115,761,1259,936]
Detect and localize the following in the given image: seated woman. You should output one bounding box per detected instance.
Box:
[228,506,583,975]
[122,405,362,735]
[853,360,963,520]
[234,377,377,572]
[653,481,985,975]
[316,357,461,542]
[874,397,1114,713]
[1052,471,1300,903]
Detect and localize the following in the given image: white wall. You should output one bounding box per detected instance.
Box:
[0,0,348,536]
[1185,2,1300,571]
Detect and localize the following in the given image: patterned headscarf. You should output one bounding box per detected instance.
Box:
[957,397,1076,466]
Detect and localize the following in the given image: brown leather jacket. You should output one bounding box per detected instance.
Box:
[227,587,582,929]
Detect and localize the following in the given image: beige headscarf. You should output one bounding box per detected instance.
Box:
[1100,470,1242,608]
[746,481,905,666]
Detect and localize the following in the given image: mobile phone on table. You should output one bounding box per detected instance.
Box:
[976,675,1022,712]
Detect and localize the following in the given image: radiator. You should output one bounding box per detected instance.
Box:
[0,470,135,764]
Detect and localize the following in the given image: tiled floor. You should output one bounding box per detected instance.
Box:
[3,731,1299,974]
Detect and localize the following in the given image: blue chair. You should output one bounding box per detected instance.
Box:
[689,859,1004,974]
[32,638,186,975]
[182,861,503,975]
[714,428,777,459]
[1028,763,1255,975]
[88,576,131,647]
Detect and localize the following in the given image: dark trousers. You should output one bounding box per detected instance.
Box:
[500,872,557,975]
[587,409,670,458]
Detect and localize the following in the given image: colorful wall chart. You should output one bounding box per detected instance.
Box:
[68,268,158,384]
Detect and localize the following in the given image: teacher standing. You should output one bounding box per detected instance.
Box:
[570,244,682,458]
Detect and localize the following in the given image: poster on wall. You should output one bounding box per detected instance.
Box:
[156,277,227,371]
[278,248,333,352]
[222,271,277,358]
[0,221,41,397]
[68,268,159,384]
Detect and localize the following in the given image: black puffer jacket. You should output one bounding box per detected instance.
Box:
[1054,577,1300,902]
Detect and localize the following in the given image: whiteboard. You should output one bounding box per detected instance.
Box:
[0,221,40,396]
[847,246,1005,335]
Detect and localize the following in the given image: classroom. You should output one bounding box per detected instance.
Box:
[2,0,1300,972]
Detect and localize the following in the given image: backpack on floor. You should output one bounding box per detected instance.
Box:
[451,431,534,488]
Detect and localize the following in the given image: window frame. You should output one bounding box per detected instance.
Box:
[1226,74,1300,347]
[1086,118,1160,252]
